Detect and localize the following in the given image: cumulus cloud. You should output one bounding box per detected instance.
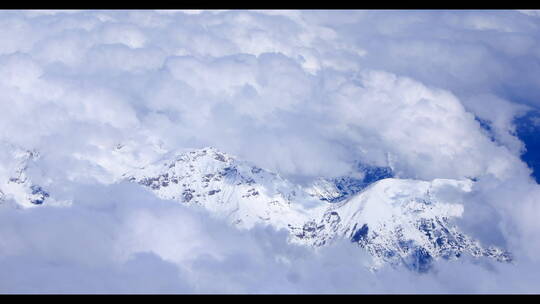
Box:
[0,9,540,293]
[0,9,534,182]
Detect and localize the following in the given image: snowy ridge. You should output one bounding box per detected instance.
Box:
[123,147,326,230]
[124,147,512,270]
[306,165,393,202]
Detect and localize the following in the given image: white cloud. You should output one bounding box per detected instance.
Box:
[0,9,540,293]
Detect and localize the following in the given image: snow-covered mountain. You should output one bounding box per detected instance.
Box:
[122,147,512,271]
[293,178,511,271]
[0,147,50,208]
[0,144,512,271]
[123,147,326,230]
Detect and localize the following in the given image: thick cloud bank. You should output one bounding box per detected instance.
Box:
[1,10,540,293]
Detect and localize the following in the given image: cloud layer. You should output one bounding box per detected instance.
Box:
[1,10,540,293]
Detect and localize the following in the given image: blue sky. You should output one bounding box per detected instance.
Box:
[514,111,540,182]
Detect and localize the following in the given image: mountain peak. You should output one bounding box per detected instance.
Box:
[124,147,325,230]
[293,178,511,270]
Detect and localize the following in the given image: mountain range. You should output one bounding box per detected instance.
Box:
[0,145,512,271]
